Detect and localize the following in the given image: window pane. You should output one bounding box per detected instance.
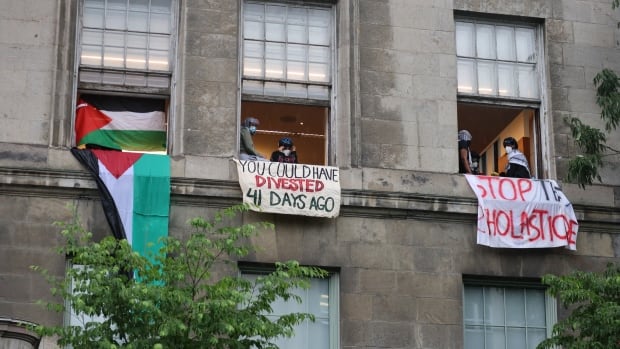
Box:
[127,33,147,48]
[125,72,147,86]
[527,328,547,349]
[308,85,329,100]
[477,61,496,95]
[244,57,263,77]
[265,59,284,79]
[265,82,286,96]
[150,13,171,34]
[484,287,505,325]
[287,44,307,62]
[128,11,148,32]
[505,288,526,326]
[266,4,286,22]
[102,70,124,84]
[287,61,306,80]
[526,289,546,326]
[266,22,285,41]
[288,6,307,25]
[245,40,264,58]
[309,63,329,82]
[245,21,264,40]
[288,24,307,44]
[464,325,484,349]
[309,46,329,63]
[127,48,147,69]
[456,21,475,57]
[84,0,105,9]
[286,83,307,98]
[150,35,169,50]
[486,326,506,348]
[476,24,495,59]
[507,328,526,349]
[80,70,102,83]
[516,27,536,62]
[151,0,172,13]
[464,286,484,325]
[148,50,169,70]
[82,29,103,45]
[309,318,329,348]
[517,64,538,98]
[497,63,516,97]
[243,80,264,94]
[496,26,515,61]
[129,0,149,11]
[104,31,125,47]
[147,75,169,88]
[106,9,126,30]
[309,26,329,46]
[83,7,104,27]
[308,278,329,316]
[81,45,102,66]
[244,3,264,21]
[457,58,476,94]
[108,0,126,10]
[104,46,125,67]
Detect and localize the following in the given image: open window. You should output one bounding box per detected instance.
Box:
[74,0,177,153]
[241,0,334,165]
[455,15,544,178]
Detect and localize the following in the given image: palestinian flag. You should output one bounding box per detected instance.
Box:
[71,148,170,259]
[76,94,167,152]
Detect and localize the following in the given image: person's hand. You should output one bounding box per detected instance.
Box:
[278,146,285,152]
[291,145,296,151]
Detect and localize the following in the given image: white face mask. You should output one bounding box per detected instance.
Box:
[282,149,291,156]
[505,146,513,154]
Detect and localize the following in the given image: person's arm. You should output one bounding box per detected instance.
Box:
[240,128,260,156]
[460,148,472,174]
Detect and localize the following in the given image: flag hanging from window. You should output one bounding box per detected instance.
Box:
[71,148,171,259]
[75,94,167,152]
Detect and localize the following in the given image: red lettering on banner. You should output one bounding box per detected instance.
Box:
[475,176,533,201]
[254,175,325,193]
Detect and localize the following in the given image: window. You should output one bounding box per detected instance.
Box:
[455,15,545,177]
[463,278,556,349]
[75,0,177,152]
[241,1,334,165]
[240,268,339,349]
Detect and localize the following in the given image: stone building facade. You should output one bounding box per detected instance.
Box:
[1,0,619,348]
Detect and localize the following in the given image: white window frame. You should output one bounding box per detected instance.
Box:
[462,277,557,349]
[239,266,340,349]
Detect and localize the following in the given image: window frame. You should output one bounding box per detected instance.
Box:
[239,263,340,349]
[239,0,337,165]
[462,276,557,349]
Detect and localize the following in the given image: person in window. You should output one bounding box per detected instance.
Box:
[458,129,474,174]
[501,137,531,178]
[240,117,267,161]
[470,151,481,175]
[270,137,298,163]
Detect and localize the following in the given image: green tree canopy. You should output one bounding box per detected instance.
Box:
[32,205,327,349]
[537,264,620,349]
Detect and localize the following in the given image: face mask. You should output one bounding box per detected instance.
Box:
[249,126,257,135]
[282,149,291,156]
[505,146,513,154]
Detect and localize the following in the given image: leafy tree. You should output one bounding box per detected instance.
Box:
[564,2,620,188]
[32,205,327,349]
[537,264,620,349]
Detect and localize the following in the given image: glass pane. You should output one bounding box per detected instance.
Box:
[517,64,538,98]
[102,70,124,84]
[309,9,330,27]
[486,326,506,349]
[244,40,264,58]
[288,24,307,43]
[526,289,546,326]
[104,31,125,47]
[464,325,484,349]
[147,75,170,88]
[505,288,526,326]
[273,322,308,349]
[309,26,329,45]
[308,279,329,316]
[103,46,125,67]
[243,80,263,94]
[476,24,495,59]
[80,70,102,83]
[308,85,329,100]
[288,6,307,25]
[309,46,329,63]
[266,4,286,22]
[287,44,307,62]
[287,61,306,80]
[127,11,148,32]
[148,50,169,70]
[150,35,169,50]
[108,0,126,10]
[516,27,536,62]
[464,286,484,325]
[308,318,329,348]
[457,58,476,94]
[127,33,147,48]
[265,59,284,79]
[265,42,285,59]
[244,3,264,22]
[456,21,475,57]
[244,21,264,40]
[266,22,285,42]
[477,61,496,95]
[84,0,104,9]
[151,0,171,13]
[497,63,516,97]
[496,26,515,61]
[309,63,329,82]
[243,57,263,77]
[150,13,171,34]
[527,328,547,349]
[82,29,103,45]
[106,9,126,30]
[287,83,307,98]
[507,327,526,349]
[125,72,147,86]
[81,45,102,66]
[264,82,285,96]
[484,287,505,325]
[129,0,149,11]
[83,7,104,27]
[126,48,147,69]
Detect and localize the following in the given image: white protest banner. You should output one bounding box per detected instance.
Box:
[465,175,579,250]
[234,159,341,218]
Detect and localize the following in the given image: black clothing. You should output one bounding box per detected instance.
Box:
[458,139,471,174]
[270,151,298,163]
[504,163,530,178]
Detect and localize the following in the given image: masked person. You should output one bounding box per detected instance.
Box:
[502,137,531,178]
[270,137,298,163]
[239,117,266,161]
[458,129,474,174]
